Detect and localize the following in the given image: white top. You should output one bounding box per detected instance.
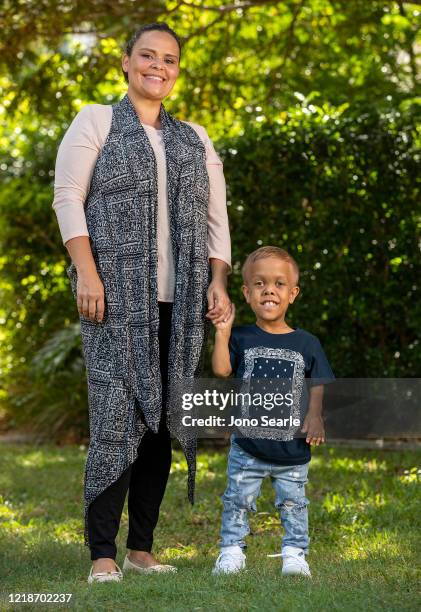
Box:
[53,104,231,302]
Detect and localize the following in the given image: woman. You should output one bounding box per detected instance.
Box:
[53,22,231,582]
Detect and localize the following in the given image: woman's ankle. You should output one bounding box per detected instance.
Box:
[92,557,117,572]
[127,550,158,566]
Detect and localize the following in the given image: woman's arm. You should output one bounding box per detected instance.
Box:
[53,105,111,245]
[186,122,232,324]
[53,105,111,321]
[206,156,232,324]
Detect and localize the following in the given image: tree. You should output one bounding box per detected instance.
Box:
[0,0,419,437]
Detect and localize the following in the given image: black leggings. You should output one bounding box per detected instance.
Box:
[87,302,173,561]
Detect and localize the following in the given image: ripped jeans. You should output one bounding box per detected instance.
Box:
[219,438,310,553]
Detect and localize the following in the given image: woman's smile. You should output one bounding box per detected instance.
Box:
[143,74,166,83]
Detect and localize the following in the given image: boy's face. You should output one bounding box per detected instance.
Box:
[242,257,300,322]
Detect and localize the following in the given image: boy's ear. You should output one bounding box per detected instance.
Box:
[242,284,250,303]
[289,286,300,303]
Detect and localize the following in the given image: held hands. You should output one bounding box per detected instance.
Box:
[301,413,325,446]
[213,303,236,333]
[210,290,235,378]
[206,280,233,326]
[76,269,105,322]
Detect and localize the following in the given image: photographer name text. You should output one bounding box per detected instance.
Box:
[181,415,301,427]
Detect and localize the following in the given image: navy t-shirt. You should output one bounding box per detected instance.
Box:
[230,324,335,465]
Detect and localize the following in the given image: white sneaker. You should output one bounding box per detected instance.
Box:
[281,546,311,577]
[212,545,246,575]
[87,563,123,584]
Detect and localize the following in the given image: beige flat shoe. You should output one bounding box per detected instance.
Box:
[123,554,177,574]
[87,563,123,584]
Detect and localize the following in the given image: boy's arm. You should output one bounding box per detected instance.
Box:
[211,303,236,377]
[301,385,325,445]
[212,329,232,377]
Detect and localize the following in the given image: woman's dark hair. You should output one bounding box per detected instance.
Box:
[122,23,182,83]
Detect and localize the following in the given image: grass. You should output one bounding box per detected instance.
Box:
[0,443,420,611]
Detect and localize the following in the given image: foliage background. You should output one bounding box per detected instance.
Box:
[0,0,420,439]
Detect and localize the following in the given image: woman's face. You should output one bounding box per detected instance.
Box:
[122,30,180,101]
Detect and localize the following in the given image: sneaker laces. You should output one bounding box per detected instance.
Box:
[267,549,305,560]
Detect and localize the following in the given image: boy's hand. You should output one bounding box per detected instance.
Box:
[211,304,236,377]
[301,413,325,446]
[214,303,236,332]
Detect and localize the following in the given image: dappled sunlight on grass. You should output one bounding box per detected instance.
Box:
[161,544,198,561]
[6,447,83,470]
[0,495,84,546]
[16,452,66,468]
[170,459,188,474]
[253,512,280,534]
[0,495,55,539]
[0,496,38,537]
[323,487,386,515]
[327,456,389,473]
[196,456,217,483]
[311,451,389,474]
[340,530,401,561]
[171,451,223,482]
[397,466,420,484]
[53,519,84,544]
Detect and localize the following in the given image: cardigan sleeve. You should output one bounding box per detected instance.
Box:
[52,104,112,246]
[185,122,232,271]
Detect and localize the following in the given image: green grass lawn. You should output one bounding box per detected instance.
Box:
[0,443,420,611]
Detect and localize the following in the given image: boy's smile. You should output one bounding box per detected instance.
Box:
[242,257,300,332]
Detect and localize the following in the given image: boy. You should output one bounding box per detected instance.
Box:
[211,246,334,577]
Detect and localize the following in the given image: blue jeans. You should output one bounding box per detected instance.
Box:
[219,438,310,553]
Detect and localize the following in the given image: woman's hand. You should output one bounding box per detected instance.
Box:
[65,237,105,323]
[206,257,232,324]
[206,280,232,325]
[77,268,105,322]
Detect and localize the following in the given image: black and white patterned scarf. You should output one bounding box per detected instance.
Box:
[67,93,211,545]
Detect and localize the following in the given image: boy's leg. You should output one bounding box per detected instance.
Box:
[214,440,268,574]
[220,440,268,549]
[271,462,310,553]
